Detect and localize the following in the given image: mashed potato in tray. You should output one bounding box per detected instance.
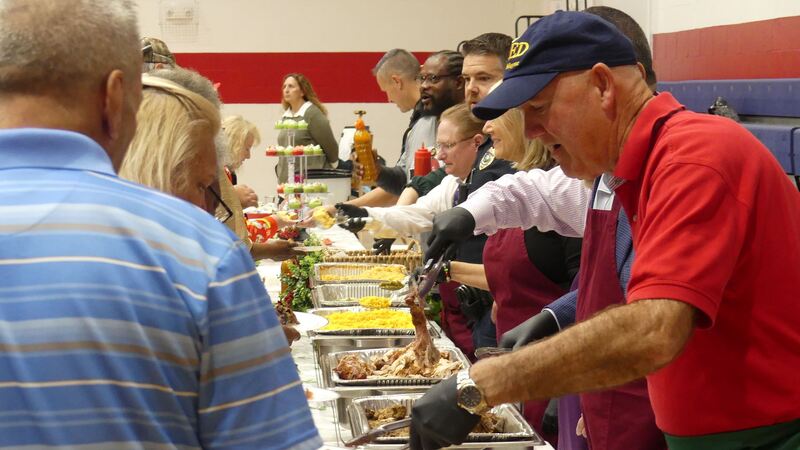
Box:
[320,265,407,282]
[321,309,413,331]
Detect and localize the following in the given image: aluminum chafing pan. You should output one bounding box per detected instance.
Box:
[328,346,470,387]
[312,283,402,308]
[347,394,543,448]
[307,307,415,336]
[312,263,408,286]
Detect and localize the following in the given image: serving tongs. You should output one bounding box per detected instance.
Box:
[406,255,447,309]
[344,417,412,447]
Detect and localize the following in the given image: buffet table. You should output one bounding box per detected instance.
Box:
[258,226,555,449]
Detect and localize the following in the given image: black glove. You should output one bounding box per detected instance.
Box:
[372,238,394,255]
[337,158,354,172]
[335,202,368,218]
[499,310,560,350]
[339,217,367,234]
[455,285,493,323]
[425,207,476,262]
[409,376,480,450]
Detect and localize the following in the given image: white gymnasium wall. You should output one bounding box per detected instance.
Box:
[597,0,800,37]
[649,0,800,33]
[136,1,800,195]
[136,0,554,196]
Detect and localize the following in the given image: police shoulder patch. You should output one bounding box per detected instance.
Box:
[479,147,496,170]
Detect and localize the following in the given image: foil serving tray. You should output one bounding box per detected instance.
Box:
[328,346,470,387]
[312,283,403,308]
[307,307,416,336]
[312,263,408,286]
[347,394,543,448]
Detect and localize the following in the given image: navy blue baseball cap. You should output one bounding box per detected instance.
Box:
[473,10,638,120]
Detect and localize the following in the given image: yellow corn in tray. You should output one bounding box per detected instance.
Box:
[358,296,391,309]
[321,309,413,331]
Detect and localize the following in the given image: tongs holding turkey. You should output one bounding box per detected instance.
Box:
[408,243,456,309]
[402,248,455,369]
[408,255,446,310]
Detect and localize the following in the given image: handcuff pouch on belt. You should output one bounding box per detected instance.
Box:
[455,285,493,323]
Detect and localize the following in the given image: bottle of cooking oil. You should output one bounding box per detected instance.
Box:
[353,110,378,184]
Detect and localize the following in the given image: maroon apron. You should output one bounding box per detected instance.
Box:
[484,228,566,438]
[484,229,566,339]
[575,197,666,450]
[438,281,475,361]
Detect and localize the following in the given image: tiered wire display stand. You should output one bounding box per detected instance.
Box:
[266,123,330,216]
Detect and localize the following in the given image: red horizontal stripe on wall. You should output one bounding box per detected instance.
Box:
[175,52,432,104]
[653,15,800,81]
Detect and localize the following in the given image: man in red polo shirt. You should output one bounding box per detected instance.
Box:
[408,11,800,450]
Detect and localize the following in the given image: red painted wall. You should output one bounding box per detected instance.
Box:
[653,15,800,81]
[175,52,432,104]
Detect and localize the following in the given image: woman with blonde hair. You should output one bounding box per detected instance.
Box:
[120,73,220,211]
[220,115,299,261]
[276,73,341,182]
[220,115,260,208]
[222,115,260,174]
[446,107,582,438]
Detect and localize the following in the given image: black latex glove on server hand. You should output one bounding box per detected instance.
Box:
[499,310,560,350]
[340,218,367,234]
[372,238,394,255]
[335,203,369,234]
[425,207,476,262]
[335,203,368,218]
[409,376,481,450]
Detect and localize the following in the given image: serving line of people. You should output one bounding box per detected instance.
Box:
[408,10,800,450]
[330,34,521,360]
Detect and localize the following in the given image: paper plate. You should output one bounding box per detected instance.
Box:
[294,311,329,332]
[304,385,340,402]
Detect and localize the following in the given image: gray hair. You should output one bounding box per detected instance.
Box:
[372,49,420,80]
[148,67,228,166]
[149,67,221,109]
[0,0,140,95]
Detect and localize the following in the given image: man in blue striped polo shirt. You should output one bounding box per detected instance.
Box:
[0,1,321,449]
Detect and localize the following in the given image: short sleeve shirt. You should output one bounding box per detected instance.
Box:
[612,92,800,436]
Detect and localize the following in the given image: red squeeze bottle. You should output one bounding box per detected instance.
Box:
[414,143,432,176]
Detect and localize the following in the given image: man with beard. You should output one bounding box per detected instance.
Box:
[339,45,514,355]
[342,51,464,211]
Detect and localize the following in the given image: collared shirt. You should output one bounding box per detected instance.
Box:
[461,165,590,238]
[366,174,460,237]
[282,101,313,118]
[365,139,513,264]
[0,129,322,450]
[613,92,800,436]
[545,181,634,330]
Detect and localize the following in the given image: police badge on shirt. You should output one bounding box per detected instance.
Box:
[479,147,496,170]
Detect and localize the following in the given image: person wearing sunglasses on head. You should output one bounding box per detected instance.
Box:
[0,3,320,448]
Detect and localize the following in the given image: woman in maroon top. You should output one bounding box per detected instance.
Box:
[448,109,581,437]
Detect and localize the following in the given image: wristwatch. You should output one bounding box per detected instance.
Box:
[456,369,489,415]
